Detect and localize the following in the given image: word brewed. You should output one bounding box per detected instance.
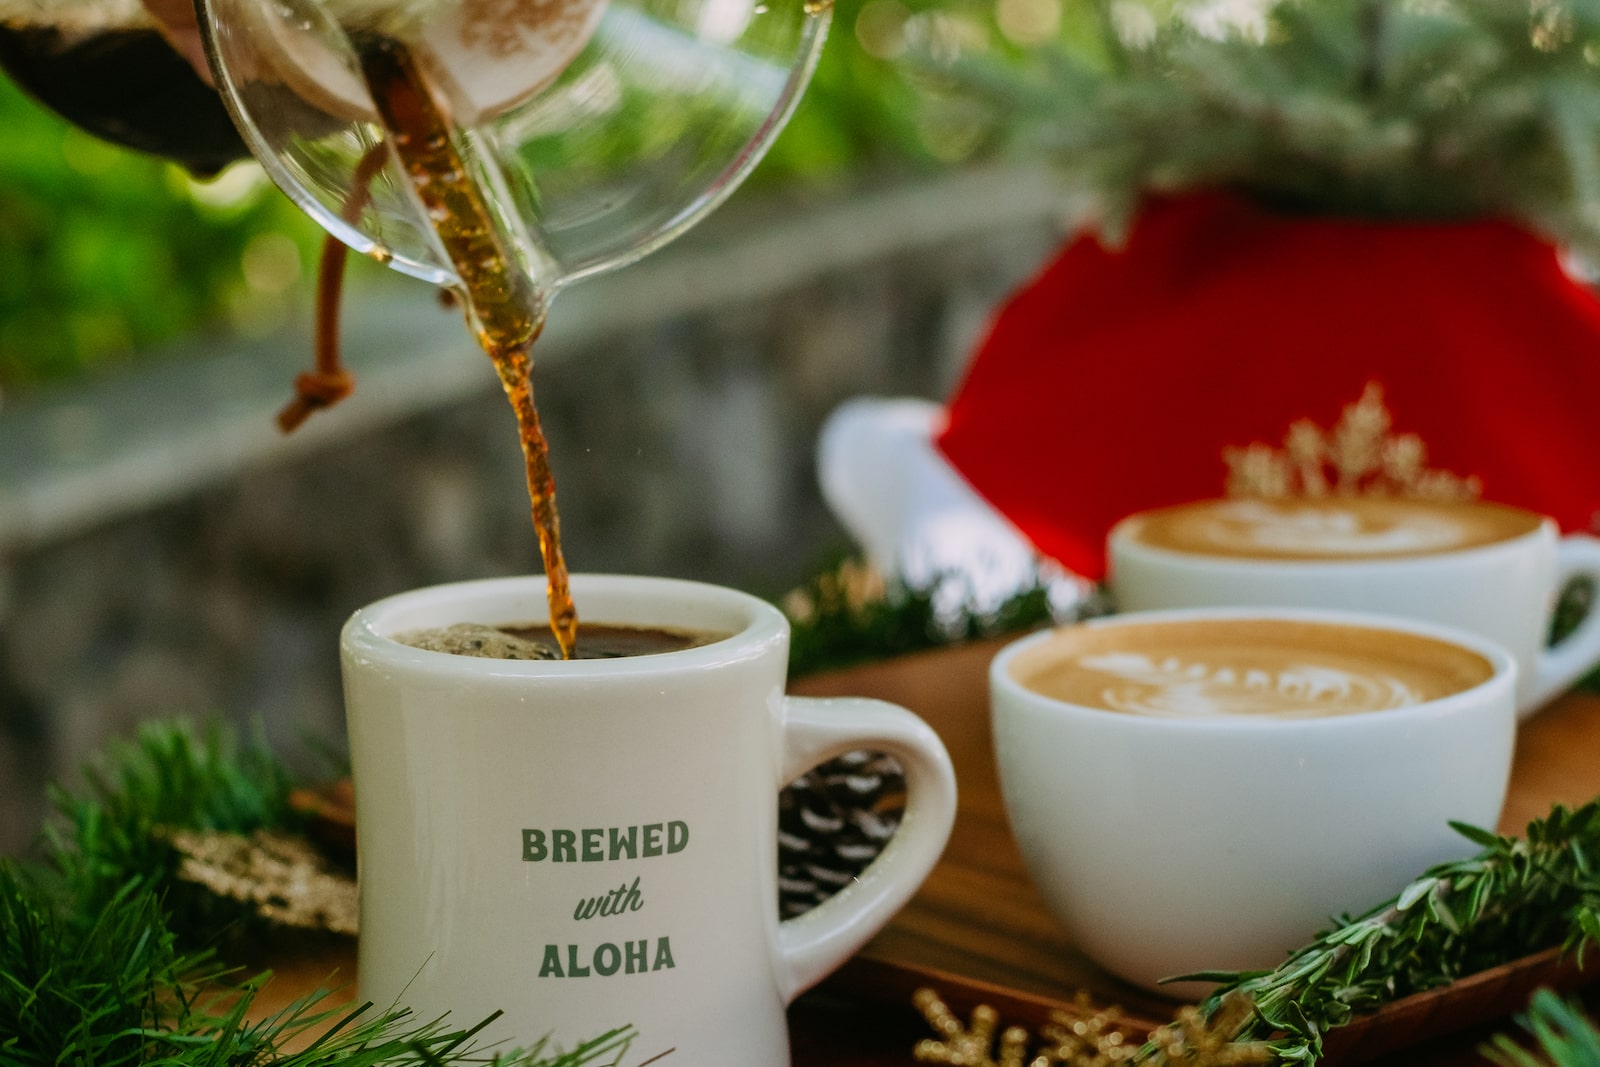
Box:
[539,938,676,978]
[523,822,689,862]
[1013,618,1493,719]
[1125,498,1541,561]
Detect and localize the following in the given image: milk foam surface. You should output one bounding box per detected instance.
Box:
[1127,498,1541,561]
[1015,619,1494,719]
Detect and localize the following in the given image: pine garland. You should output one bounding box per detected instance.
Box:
[0,864,634,1067]
[1490,989,1600,1067]
[0,720,635,1067]
[783,556,1069,677]
[38,720,304,946]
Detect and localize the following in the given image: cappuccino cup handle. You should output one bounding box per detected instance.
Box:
[773,696,957,1003]
[1529,534,1600,712]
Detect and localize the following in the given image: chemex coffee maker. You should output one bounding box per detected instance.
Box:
[0,0,828,302]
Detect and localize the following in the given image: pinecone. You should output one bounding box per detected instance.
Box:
[778,749,906,917]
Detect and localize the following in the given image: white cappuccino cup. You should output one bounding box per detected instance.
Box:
[991,608,1517,995]
[1109,496,1600,716]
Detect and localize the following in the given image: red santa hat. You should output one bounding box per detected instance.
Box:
[935,191,1600,581]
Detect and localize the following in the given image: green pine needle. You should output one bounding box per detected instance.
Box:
[784,557,1064,677]
[0,859,635,1067]
[0,864,225,1067]
[1486,989,1600,1067]
[39,718,304,946]
[3,721,639,1067]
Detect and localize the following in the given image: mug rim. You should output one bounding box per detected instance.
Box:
[341,573,788,679]
[991,606,1518,731]
[1108,500,1555,572]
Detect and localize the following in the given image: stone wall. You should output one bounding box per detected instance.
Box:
[0,166,1072,853]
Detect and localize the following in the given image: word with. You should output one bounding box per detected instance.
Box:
[539,937,676,977]
[523,822,689,863]
[575,876,645,920]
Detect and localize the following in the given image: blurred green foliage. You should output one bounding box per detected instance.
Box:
[761,0,1107,184]
[754,0,951,185]
[0,75,323,390]
[0,0,1023,392]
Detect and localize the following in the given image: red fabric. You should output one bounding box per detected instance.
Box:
[934,191,1600,581]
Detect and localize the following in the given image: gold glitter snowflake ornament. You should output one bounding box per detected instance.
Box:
[1033,994,1139,1066]
[912,989,1141,1067]
[911,989,1275,1067]
[1224,381,1481,502]
[913,989,1035,1067]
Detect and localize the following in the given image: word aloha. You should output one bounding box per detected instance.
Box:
[539,938,676,977]
[522,821,689,862]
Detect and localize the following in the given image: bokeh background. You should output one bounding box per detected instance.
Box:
[0,0,1090,851]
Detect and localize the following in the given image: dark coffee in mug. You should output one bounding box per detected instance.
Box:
[396,621,726,660]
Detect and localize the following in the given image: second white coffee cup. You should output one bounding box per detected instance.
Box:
[992,608,1517,996]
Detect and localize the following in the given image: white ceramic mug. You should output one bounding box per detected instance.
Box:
[1109,498,1600,716]
[991,608,1517,996]
[341,574,957,1065]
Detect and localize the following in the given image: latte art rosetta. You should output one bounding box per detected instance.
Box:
[1124,498,1543,561]
[1012,618,1496,719]
[1194,500,1465,557]
[1078,652,1423,718]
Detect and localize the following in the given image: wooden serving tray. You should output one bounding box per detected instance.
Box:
[793,639,1600,1065]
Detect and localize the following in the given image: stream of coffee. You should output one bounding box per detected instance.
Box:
[356,36,578,658]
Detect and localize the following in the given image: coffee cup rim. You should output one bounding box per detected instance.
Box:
[341,573,788,678]
[1108,500,1555,570]
[991,607,1518,729]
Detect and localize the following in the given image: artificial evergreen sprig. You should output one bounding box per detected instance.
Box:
[0,864,225,1065]
[39,718,307,946]
[0,860,635,1067]
[3,720,639,1067]
[1487,988,1600,1067]
[784,555,1069,677]
[1154,801,1600,1065]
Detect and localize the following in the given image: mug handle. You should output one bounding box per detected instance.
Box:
[1529,534,1600,712]
[773,696,957,1004]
